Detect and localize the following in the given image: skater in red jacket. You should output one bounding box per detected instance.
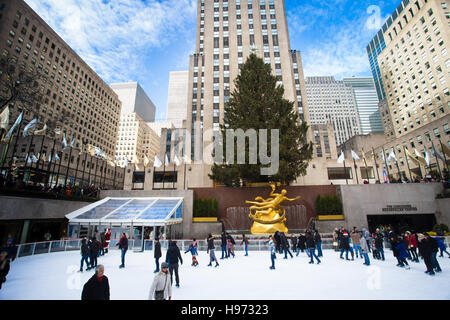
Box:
[104,228,111,254]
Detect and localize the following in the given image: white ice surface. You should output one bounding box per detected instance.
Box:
[1,249,449,300]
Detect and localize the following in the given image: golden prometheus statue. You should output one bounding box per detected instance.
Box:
[246,183,300,234]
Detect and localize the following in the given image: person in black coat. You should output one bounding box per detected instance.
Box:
[81,265,110,300]
[2,237,17,262]
[220,232,228,259]
[305,232,321,264]
[80,238,90,272]
[165,240,183,287]
[0,251,10,290]
[154,238,162,273]
[89,237,100,269]
[280,232,293,259]
[297,234,306,255]
[418,234,435,275]
[339,230,352,260]
[290,235,298,255]
[425,233,442,273]
[274,231,281,253]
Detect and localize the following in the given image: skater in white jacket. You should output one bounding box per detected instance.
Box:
[148,262,172,300]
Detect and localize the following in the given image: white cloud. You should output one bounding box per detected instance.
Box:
[24,0,197,84]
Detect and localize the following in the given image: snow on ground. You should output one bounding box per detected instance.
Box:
[1,248,449,300]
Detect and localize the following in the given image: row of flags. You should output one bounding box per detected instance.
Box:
[124,154,191,170]
[338,145,450,167]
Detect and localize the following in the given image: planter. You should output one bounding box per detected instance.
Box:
[246,182,281,188]
[192,217,218,222]
[317,214,345,221]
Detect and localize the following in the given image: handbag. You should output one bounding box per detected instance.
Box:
[154,274,168,300]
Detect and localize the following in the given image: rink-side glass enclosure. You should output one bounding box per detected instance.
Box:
[65,197,183,250]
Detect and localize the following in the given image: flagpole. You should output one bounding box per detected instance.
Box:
[23,134,34,182]
[353,158,359,184]
[35,134,46,180]
[173,162,176,190]
[102,158,107,188]
[55,149,63,187]
[394,151,402,181]
[439,139,449,172]
[87,153,93,186]
[73,150,81,187]
[184,162,187,190]
[403,146,413,182]
[362,149,369,184]
[93,156,99,187]
[162,153,166,190]
[99,158,104,188]
[81,151,88,186]
[431,141,443,180]
[64,144,73,187]
[47,138,57,186]
[7,117,24,176]
[113,163,117,189]
[343,159,348,184]
[382,148,391,183]
[0,136,10,178]
[372,147,381,183]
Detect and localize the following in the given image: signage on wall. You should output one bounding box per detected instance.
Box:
[382,204,418,212]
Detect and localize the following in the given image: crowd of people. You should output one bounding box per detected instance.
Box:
[332,225,449,274]
[0,175,102,199]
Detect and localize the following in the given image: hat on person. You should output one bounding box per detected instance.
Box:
[161,262,169,269]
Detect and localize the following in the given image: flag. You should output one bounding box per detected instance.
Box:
[26,153,32,164]
[174,155,181,166]
[54,127,62,135]
[432,144,445,161]
[31,154,39,163]
[23,118,38,137]
[62,133,68,152]
[0,106,10,130]
[94,146,102,157]
[48,151,52,163]
[387,148,397,163]
[381,150,386,163]
[165,154,170,166]
[183,154,192,164]
[87,145,96,157]
[144,155,150,167]
[337,151,345,164]
[351,150,360,160]
[414,148,427,166]
[154,155,162,168]
[34,123,47,136]
[424,151,430,166]
[124,156,128,168]
[55,153,60,161]
[5,112,23,139]
[442,143,450,158]
[70,138,75,148]
[404,148,420,166]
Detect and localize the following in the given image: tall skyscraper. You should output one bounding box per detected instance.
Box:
[183,0,311,186]
[110,82,156,123]
[0,0,124,188]
[366,0,411,102]
[365,0,449,180]
[305,76,361,147]
[342,77,383,135]
[167,71,189,128]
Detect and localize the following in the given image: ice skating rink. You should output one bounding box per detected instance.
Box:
[1,249,449,300]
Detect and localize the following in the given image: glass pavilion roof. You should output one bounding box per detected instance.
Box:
[66,197,183,226]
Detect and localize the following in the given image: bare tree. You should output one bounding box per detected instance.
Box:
[0,57,46,115]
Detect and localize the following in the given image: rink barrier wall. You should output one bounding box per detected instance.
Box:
[13,236,450,259]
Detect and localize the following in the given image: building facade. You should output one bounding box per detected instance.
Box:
[110,82,156,123]
[305,76,361,147]
[0,0,124,188]
[167,71,189,128]
[365,0,450,180]
[342,77,383,134]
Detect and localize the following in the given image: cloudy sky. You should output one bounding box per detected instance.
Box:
[24,0,398,121]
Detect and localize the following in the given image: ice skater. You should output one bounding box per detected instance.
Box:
[116,233,128,268]
[0,251,10,290]
[226,233,235,258]
[154,237,162,273]
[306,232,320,264]
[166,240,183,288]
[314,230,323,258]
[360,232,370,266]
[280,232,293,259]
[392,236,410,269]
[81,265,110,300]
[185,242,199,267]
[149,262,171,300]
[241,234,249,256]
[269,235,276,270]
[206,233,219,267]
[80,238,90,272]
[435,236,450,258]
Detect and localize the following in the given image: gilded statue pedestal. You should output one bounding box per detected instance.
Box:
[246,184,299,235]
